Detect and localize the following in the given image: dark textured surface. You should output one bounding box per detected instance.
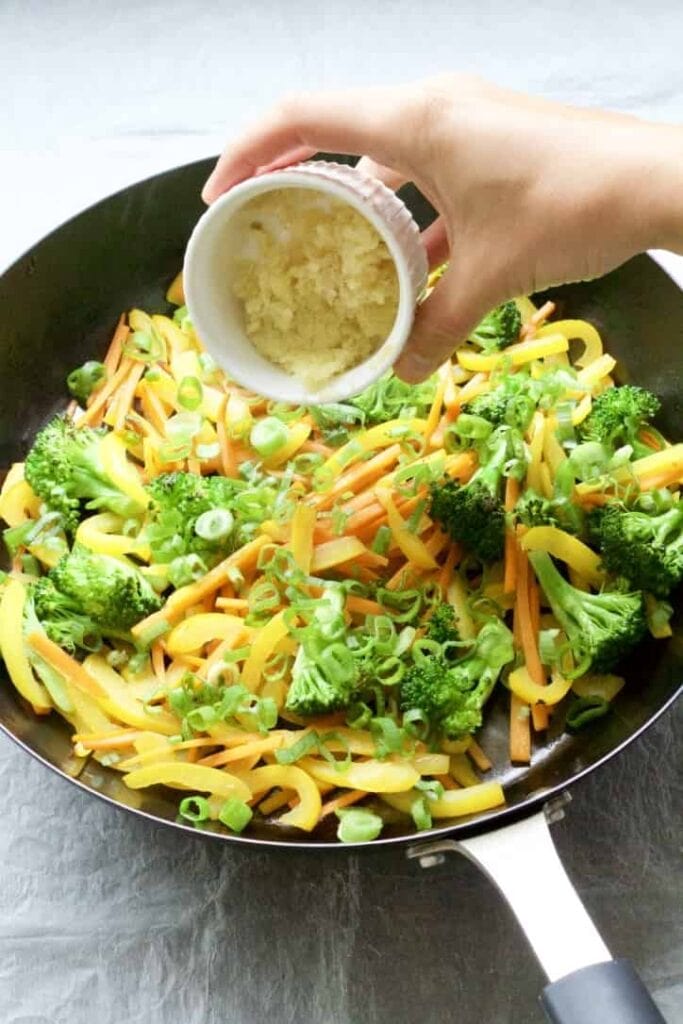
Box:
[0,162,681,1021]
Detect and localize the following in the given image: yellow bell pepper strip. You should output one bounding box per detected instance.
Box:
[64,680,119,737]
[457,332,569,372]
[449,753,480,788]
[151,314,191,358]
[82,655,179,734]
[644,593,673,639]
[123,762,251,803]
[311,537,367,573]
[508,664,573,706]
[241,609,289,692]
[382,781,505,819]
[0,478,42,527]
[0,461,25,496]
[290,503,316,573]
[241,764,322,831]
[166,613,248,658]
[412,752,450,776]
[572,674,625,702]
[262,421,312,469]
[526,412,546,494]
[165,272,185,306]
[515,296,538,323]
[0,581,51,712]
[575,353,616,389]
[98,432,149,511]
[76,512,151,559]
[535,319,603,368]
[132,535,270,643]
[571,393,592,426]
[575,443,683,498]
[375,488,438,570]
[520,526,605,588]
[320,419,427,480]
[300,756,420,793]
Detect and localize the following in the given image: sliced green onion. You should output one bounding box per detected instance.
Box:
[196,442,221,460]
[345,702,373,730]
[179,795,210,823]
[158,441,192,464]
[177,375,203,411]
[166,411,202,443]
[275,731,320,765]
[195,508,234,542]
[566,696,611,732]
[415,778,444,801]
[370,717,408,758]
[336,807,383,844]
[226,565,245,590]
[168,553,207,588]
[67,360,106,405]
[123,329,164,363]
[403,707,429,740]
[250,417,288,458]
[410,795,432,831]
[371,525,392,555]
[185,705,219,732]
[218,798,253,833]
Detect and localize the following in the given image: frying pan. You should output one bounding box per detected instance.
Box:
[0,156,681,1023]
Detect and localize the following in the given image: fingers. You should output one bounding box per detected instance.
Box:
[355,156,408,191]
[253,145,318,176]
[394,264,497,383]
[420,217,450,269]
[202,85,415,203]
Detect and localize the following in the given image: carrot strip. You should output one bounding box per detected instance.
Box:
[504,478,520,594]
[320,789,366,818]
[79,358,133,428]
[197,735,281,767]
[311,444,402,510]
[102,315,129,375]
[113,361,146,433]
[424,368,447,446]
[437,544,459,596]
[258,790,291,816]
[517,552,549,731]
[151,641,166,686]
[26,632,106,699]
[434,773,459,791]
[76,731,142,751]
[467,739,492,772]
[509,693,531,764]
[214,597,250,613]
[137,382,168,434]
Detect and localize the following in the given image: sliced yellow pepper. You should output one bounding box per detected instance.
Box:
[166,612,247,657]
[383,781,505,819]
[446,573,476,640]
[99,433,149,511]
[290,503,316,573]
[82,655,178,734]
[576,354,616,389]
[376,488,437,570]
[124,762,251,803]
[77,512,150,559]
[152,313,191,357]
[241,609,289,692]
[0,478,42,527]
[412,752,450,775]
[226,394,253,438]
[263,421,311,469]
[571,393,592,426]
[572,674,625,702]
[311,536,367,572]
[300,756,419,793]
[242,764,321,831]
[515,296,538,323]
[520,526,605,588]
[535,319,603,368]
[450,752,480,788]
[0,580,51,712]
[1,461,25,495]
[165,272,185,306]
[526,411,545,494]
[457,333,569,372]
[509,664,573,706]
[321,419,427,479]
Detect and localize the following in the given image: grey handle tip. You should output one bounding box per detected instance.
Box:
[541,959,667,1024]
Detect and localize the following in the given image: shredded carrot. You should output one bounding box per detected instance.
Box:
[467,739,492,772]
[503,478,520,594]
[113,361,145,433]
[517,552,549,731]
[76,731,142,751]
[509,693,531,764]
[197,736,281,767]
[530,300,556,326]
[320,788,367,818]
[26,632,105,700]
[258,789,291,816]
[437,544,459,596]
[214,597,250,613]
[102,315,129,375]
[434,773,459,791]
[79,358,133,428]
[151,641,166,686]
[312,444,402,510]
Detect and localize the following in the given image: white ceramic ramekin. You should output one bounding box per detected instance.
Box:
[183,161,428,405]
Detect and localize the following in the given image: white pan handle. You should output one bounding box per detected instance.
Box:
[409,805,666,1022]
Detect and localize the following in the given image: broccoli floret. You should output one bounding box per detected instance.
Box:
[426,602,459,645]
[468,373,536,430]
[588,501,683,597]
[24,416,145,531]
[430,426,525,562]
[469,301,522,353]
[30,576,106,653]
[528,550,646,672]
[145,471,241,564]
[285,644,357,716]
[513,489,561,529]
[579,385,661,456]
[49,546,161,631]
[401,618,514,738]
[349,371,438,424]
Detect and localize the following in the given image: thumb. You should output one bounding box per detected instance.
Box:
[394,264,499,383]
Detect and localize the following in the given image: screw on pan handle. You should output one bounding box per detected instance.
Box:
[541,959,667,1024]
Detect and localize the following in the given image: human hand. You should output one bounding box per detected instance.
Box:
[203,75,683,381]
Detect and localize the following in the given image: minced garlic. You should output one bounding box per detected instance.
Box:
[231,188,399,390]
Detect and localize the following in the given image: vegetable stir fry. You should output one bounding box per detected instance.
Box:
[1,274,681,844]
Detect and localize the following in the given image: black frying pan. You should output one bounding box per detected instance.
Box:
[0,157,680,1023]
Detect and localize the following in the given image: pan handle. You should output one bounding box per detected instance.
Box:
[409,807,666,1022]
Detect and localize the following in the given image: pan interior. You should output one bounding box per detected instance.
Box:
[0,157,681,845]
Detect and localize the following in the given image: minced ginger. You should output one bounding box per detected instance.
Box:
[231,189,399,390]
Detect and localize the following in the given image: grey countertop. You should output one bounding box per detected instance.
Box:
[1,2,682,1022]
